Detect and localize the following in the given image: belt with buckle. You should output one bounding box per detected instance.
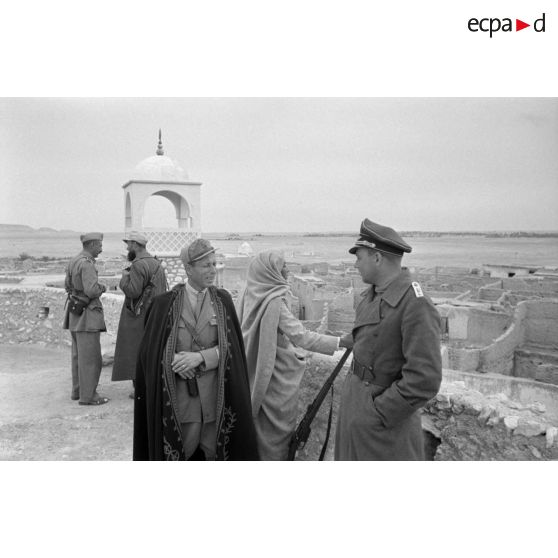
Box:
[351,360,374,382]
[351,360,393,387]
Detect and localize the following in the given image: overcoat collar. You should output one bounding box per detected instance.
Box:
[377,268,412,308]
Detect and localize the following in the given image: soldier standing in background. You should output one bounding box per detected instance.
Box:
[112,231,167,398]
[63,232,109,406]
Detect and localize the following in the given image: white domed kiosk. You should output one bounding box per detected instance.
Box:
[122,131,202,256]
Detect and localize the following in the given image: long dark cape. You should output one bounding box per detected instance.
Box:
[133,285,259,460]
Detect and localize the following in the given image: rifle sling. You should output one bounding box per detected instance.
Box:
[131,260,164,312]
[318,385,335,461]
[289,347,352,460]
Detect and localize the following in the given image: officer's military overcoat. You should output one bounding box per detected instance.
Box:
[335,269,442,460]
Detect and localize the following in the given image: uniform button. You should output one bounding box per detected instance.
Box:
[364,381,370,386]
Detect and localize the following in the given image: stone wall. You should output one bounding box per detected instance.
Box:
[290,275,334,320]
[477,287,505,302]
[437,303,512,345]
[513,300,558,384]
[515,347,558,385]
[161,257,186,288]
[445,346,481,372]
[474,303,527,375]
[415,269,495,295]
[0,288,123,355]
[423,369,558,460]
[327,292,355,335]
[465,307,511,344]
[502,277,558,295]
[440,300,558,377]
[524,300,558,348]
[478,277,558,303]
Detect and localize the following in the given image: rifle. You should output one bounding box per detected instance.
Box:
[287,348,352,461]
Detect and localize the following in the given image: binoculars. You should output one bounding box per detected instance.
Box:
[186,377,199,397]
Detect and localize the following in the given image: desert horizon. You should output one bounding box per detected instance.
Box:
[2,223,558,236]
[2,228,557,270]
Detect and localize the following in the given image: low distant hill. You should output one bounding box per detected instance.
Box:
[0,224,35,232]
[0,224,77,234]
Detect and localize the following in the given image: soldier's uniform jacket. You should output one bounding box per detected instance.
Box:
[119,253,166,307]
[62,250,106,332]
[174,288,219,424]
[335,268,442,460]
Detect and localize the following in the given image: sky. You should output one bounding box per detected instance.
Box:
[1,97,557,234]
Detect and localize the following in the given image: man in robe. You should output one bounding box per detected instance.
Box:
[133,238,259,460]
[112,231,167,397]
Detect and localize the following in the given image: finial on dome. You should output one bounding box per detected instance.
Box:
[156,129,164,156]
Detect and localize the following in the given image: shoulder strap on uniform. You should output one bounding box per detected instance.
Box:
[411,281,424,298]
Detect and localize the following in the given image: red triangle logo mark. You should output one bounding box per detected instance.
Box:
[516,19,530,31]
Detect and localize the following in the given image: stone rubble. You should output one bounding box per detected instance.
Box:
[423,377,558,460]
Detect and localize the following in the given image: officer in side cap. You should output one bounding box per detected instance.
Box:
[112,231,168,396]
[334,218,442,460]
[133,238,259,460]
[62,232,109,405]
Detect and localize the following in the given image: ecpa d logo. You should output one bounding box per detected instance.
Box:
[468,13,546,37]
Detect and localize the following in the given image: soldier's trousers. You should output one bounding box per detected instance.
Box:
[71,331,102,403]
[181,422,217,460]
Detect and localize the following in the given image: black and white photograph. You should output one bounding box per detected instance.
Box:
[1,1,556,557]
[2,96,557,463]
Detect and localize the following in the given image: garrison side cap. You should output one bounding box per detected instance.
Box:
[80,232,104,243]
[123,231,148,246]
[348,218,412,256]
[180,238,218,264]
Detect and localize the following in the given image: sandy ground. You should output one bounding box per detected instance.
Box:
[0,344,133,460]
[0,342,342,461]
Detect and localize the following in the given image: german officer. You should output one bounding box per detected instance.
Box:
[63,232,109,405]
[334,218,442,460]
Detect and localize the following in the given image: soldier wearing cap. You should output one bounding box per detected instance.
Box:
[133,238,259,460]
[63,232,109,405]
[112,231,167,395]
[334,218,442,460]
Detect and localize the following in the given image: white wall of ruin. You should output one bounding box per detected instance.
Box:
[524,300,558,348]
[444,299,558,376]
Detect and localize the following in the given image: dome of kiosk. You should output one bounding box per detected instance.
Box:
[131,130,189,182]
[238,241,254,256]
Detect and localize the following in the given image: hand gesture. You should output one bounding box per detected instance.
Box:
[339,333,354,349]
[172,351,204,379]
